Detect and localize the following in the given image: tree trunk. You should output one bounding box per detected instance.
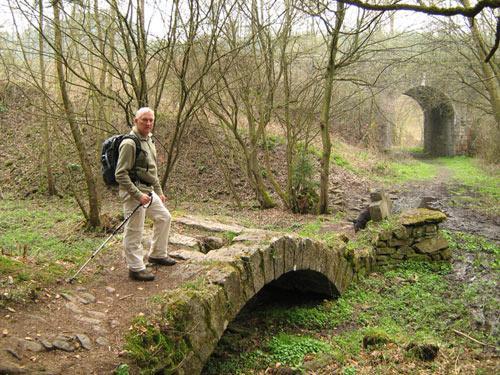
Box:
[38,0,55,195]
[53,0,101,227]
[461,0,500,127]
[318,2,345,214]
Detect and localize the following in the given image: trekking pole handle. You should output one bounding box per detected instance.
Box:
[145,192,153,208]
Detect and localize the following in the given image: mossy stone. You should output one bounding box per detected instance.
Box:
[399,208,447,226]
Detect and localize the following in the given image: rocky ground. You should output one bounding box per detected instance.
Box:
[0,163,498,374]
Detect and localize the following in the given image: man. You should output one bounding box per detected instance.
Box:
[115,107,176,281]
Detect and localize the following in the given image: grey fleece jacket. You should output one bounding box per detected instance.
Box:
[115,127,163,201]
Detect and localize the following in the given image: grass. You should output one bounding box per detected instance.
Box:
[205,231,499,374]
[0,199,103,305]
[297,218,345,248]
[374,159,438,184]
[438,156,500,204]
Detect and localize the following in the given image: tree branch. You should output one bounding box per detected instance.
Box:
[337,0,499,17]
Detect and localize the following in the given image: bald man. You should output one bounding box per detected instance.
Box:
[115,107,176,281]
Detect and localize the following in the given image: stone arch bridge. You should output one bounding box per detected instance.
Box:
[381,84,471,157]
[128,210,450,374]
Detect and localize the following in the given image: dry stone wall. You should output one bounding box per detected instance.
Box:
[371,208,450,268]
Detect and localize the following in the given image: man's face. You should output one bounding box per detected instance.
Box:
[134,111,154,136]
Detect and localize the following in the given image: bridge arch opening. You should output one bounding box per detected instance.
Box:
[203,270,339,373]
[403,86,456,156]
[393,95,424,151]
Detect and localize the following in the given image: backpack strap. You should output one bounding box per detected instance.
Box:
[124,134,150,185]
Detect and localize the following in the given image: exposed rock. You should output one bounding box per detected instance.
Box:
[175,215,244,234]
[418,196,438,209]
[65,302,83,314]
[60,293,78,303]
[18,339,44,352]
[406,342,439,361]
[76,334,92,350]
[233,229,275,242]
[75,315,102,325]
[96,337,109,346]
[414,235,448,254]
[399,208,447,226]
[369,190,393,221]
[199,236,225,253]
[105,286,116,294]
[92,325,108,334]
[79,292,96,304]
[52,338,78,352]
[169,249,206,261]
[369,200,390,222]
[87,310,106,319]
[169,233,201,249]
[40,340,54,351]
[110,320,120,329]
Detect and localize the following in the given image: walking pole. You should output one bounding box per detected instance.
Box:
[67,193,153,283]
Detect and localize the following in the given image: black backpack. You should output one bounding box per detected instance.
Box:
[101,134,141,186]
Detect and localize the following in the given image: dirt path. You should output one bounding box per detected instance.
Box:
[0,220,234,374]
[392,165,499,243]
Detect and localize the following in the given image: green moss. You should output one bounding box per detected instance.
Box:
[398,208,447,225]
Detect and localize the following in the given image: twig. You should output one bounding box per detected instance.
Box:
[119,293,134,300]
[452,329,490,347]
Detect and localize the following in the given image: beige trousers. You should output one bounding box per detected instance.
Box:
[120,191,171,272]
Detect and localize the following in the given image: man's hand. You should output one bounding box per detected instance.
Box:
[139,194,151,206]
[159,194,166,203]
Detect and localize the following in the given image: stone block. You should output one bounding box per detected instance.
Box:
[283,236,298,272]
[370,190,393,212]
[393,227,409,240]
[412,226,426,237]
[440,248,452,260]
[377,241,387,247]
[370,189,384,202]
[379,230,392,241]
[260,247,275,285]
[240,247,265,292]
[425,224,437,233]
[369,200,390,222]
[414,234,448,254]
[406,254,431,261]
[399,246,416,257]
[388,238,410,247]
[376,247,396,255]
[399,208,447,226]
[430,253,442,261]
[270,238,286,280]
[390,253,405,260]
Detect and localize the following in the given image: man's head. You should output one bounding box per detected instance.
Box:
[134,107,155,136]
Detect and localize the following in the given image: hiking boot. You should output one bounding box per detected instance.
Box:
[129,269,155,281]
[148,256,177,266]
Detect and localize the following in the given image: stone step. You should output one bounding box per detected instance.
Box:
[175,215,245,234]
[169,233,201,249]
